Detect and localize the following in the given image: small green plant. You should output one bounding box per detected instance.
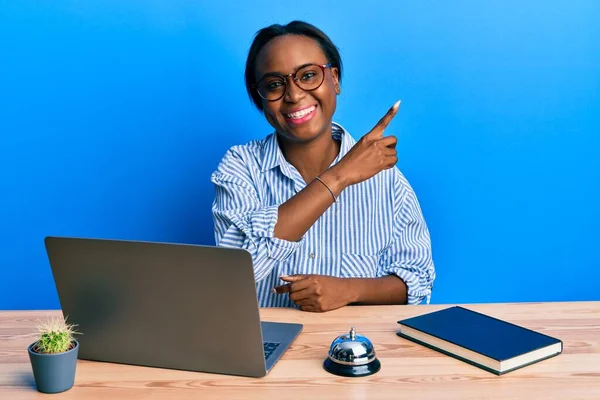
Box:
[34,317,80,354]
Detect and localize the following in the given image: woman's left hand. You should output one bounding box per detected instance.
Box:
[273,275,354,312]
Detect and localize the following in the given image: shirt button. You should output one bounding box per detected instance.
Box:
[309,253,315,259]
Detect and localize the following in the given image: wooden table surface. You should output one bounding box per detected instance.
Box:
[1,302,599,399]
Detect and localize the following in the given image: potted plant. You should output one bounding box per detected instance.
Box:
[27,317,81,394]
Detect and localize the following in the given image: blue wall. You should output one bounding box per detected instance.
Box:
[1,1,599,309]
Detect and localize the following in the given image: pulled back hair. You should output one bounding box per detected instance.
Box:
[244,21,343,112]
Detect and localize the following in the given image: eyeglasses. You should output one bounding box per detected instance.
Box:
[253,63,332,102]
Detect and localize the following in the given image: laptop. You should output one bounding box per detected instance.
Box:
[44,236,303,378]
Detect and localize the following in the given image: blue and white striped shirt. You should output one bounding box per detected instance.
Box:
[211,123,435,306]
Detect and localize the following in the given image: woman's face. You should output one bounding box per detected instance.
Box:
[254,35,339,144]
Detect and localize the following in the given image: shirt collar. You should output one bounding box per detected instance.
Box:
[260,122,353,172]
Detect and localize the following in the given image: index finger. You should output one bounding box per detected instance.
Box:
[272,275,309,294]
[368,100,401,137]
[272,276,312,294]
[272,283,292,294]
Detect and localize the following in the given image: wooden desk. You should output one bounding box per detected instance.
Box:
[1,302,599,399]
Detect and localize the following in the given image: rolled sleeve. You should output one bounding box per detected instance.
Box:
[245,204,278,239]
[382,262,434,305]
[211,158,303,282]
[233,204,303,261]
[378,174,436,304]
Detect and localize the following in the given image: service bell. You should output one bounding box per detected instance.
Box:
[323,327,381,377]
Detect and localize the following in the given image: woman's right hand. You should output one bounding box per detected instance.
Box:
[333,100,401,187]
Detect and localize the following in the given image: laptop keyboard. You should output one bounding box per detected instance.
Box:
[263,341,281,360]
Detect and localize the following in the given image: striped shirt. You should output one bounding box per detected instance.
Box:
[211,123,435,306]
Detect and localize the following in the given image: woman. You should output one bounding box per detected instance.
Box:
[211,21,435,312]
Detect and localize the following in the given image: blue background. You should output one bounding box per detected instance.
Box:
[1,1,599,310]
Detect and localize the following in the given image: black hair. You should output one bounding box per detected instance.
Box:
[244,21,343,112]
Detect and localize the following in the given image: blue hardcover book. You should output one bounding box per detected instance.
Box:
[396,306,563,375]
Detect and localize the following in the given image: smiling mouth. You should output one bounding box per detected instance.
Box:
[284,105,317,119]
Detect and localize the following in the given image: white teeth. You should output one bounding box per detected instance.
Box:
[286,106,316,119]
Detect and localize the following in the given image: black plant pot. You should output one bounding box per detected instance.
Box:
[27,340,79,394]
